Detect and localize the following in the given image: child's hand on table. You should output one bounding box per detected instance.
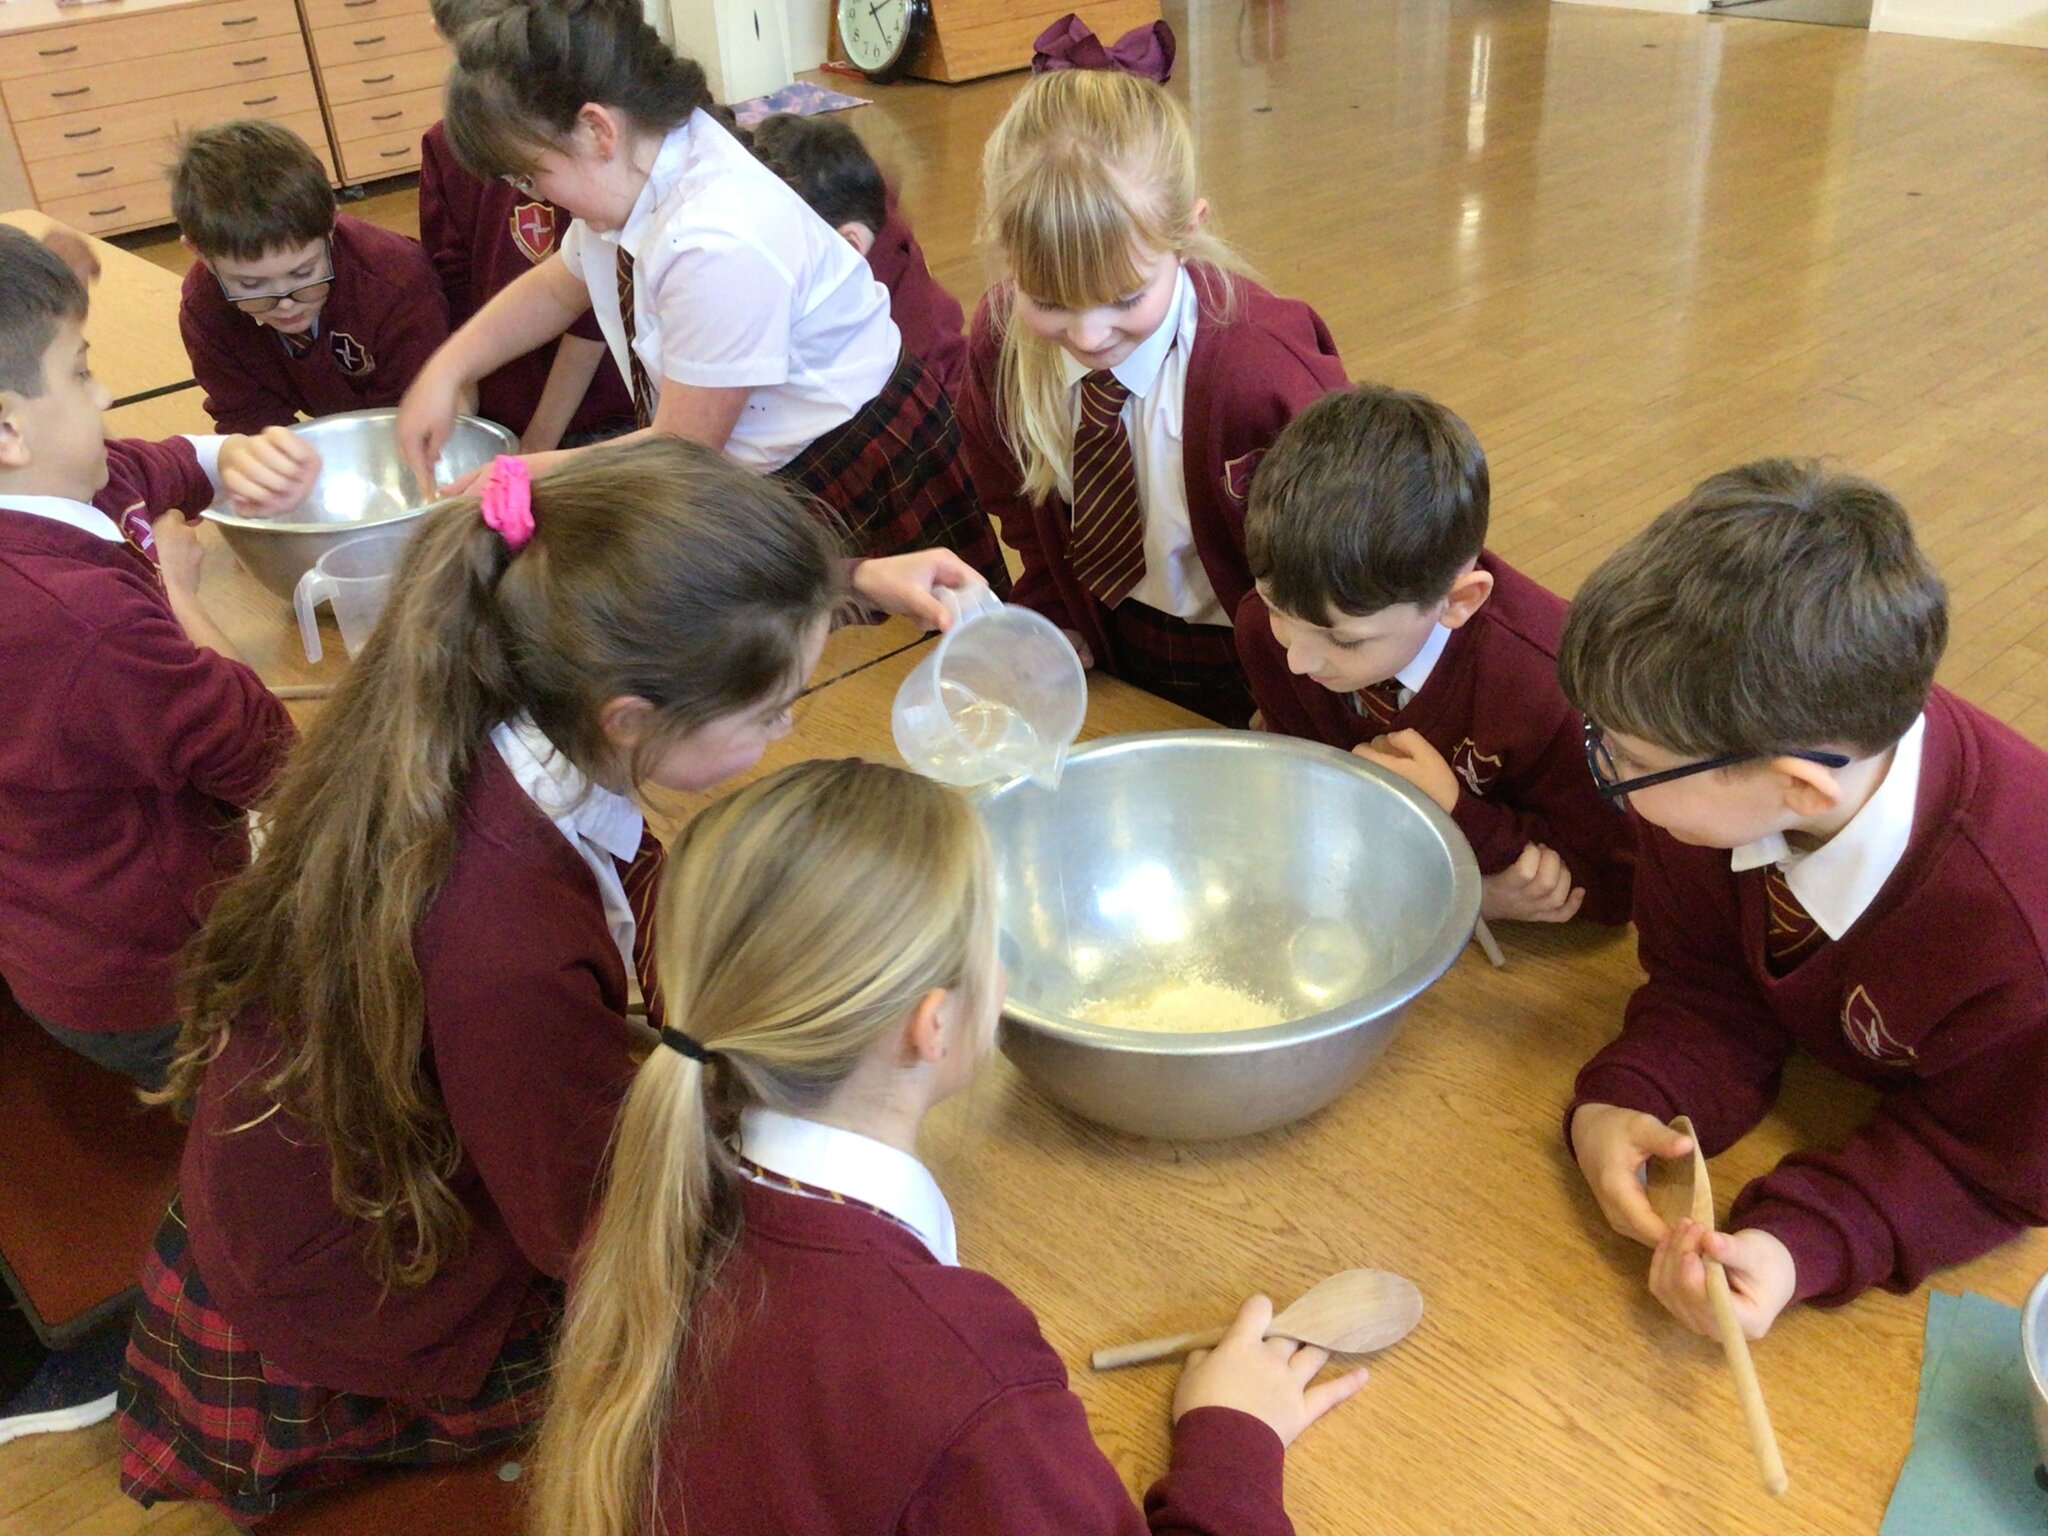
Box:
[1481,842,1585,923]
[1570,1103,1696,1245]
[151,510,206,598]
[1353,729,1457,813]
[1649,1220,1796,1341]
[1173,1294,1370,1449]
[850,549,988,631]
[219,427,321,517]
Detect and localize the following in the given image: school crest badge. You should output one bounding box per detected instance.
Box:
[1223,449,1266,507]
[330,331,374,378]
[509,201,557,264]
[1841,985,1917,1067]
[1451,738,1503,797]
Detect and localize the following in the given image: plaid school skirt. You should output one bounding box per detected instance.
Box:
[1105,599,1255,728]
[777,348,1013,596]
[117,1198,557,1524]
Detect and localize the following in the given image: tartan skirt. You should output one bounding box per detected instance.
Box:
[777,348,1013,596]
[117,1198,557,1524]
[1105,599,1255,728]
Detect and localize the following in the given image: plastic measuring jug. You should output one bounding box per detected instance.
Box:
[293,527,414,663]
[892,583,1087,789]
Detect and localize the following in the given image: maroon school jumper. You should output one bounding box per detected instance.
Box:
[417,123,634,439]
[175,748,648,1399]
[662,1181,1294,1536]
[180,215,450,434]
[1569,687,2048,1304]
[0,447,291,1037]
[867,196,966,401]
[956,264,1346,677]
[1235,552,1635,926]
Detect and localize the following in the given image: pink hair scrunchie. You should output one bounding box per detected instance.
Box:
[479,455,534,551]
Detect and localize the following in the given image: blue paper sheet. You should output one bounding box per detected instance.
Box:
[1881,1290,2047,1535]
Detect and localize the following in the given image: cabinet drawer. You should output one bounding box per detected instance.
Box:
[327,84,440,144]
[11,73,322,162]
[5,34,313,122]
[316,43,444,105]
[301,0,430,31]
[39,176,171,237]
[338,126,421,182]
[311,11,439,71]
[28,108,327,203]
[0,0,302,83]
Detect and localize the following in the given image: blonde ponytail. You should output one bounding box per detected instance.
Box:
[529,759,998,1536]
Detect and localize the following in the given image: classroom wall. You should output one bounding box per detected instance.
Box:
[1870,0,2048,47]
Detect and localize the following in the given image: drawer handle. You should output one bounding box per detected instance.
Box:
[76,166,115,179]
[232,54,270,65]
[370,109,403,121]
[221,14,259,23]
[38,43,78,56]
[51,86,91,98]
[63,126,103,139]
[353,34,386,44]
[242,94,279,105]
[361,72,394,82]
[380,147,410,158]
[344,0,378,7]
[87,204,127,218]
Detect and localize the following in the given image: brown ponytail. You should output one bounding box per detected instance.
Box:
[161,437,842,1291]
[443,0,712,181]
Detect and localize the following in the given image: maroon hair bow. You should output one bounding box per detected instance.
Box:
[1030,13,1177,84]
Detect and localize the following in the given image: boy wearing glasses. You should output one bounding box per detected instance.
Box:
[1559,460,2048,1341]
[173,121,449,434]
[1237,383,1634,925]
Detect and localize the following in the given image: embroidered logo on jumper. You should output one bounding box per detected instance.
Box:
[1451,739,1503,797]
[1841,985,1917,1067]
[1223,449,1266,507]
[509,202,557,264]
[330,332,374,378]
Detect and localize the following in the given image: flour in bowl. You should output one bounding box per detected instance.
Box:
[1074,976,1288,1034]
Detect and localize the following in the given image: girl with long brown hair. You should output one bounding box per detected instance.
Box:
[532,757,1369,1536]
[114,438,983,1522]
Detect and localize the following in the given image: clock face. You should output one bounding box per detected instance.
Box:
[839,0,915,72]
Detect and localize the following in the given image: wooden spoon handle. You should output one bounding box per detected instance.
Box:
[1091,1327,1227,1371]
[270,683,335,700]
[1705,1260,1788,1496]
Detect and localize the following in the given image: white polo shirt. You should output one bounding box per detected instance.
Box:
[559,110,901,473]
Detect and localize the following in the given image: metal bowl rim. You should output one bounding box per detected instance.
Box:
[2023,1268,2048,1406]
[977,729,1483,1054]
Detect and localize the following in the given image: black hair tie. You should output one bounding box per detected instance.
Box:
[660,1026,716,1064]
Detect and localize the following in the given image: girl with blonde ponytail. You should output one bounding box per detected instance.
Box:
[533,758,1370,1536]
[115,438,986,1523]
[956,67,1348,727]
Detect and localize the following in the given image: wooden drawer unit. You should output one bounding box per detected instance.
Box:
[6,36,313,123]
[0,0,299,80]
[337,124,423,182]
[29,107,327,202]
[10,73,322,162]
[311,11,439,71]
[327,83,439,144]
[317,42,444,107]
[302,0,425,29]
[39,177,174,237]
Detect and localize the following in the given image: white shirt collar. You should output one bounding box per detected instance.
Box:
[1395,622,1453,697]
[738,1106,957,1265]
[489,714,643,864]
[0,495,122,542]
[610,112,703,256]
[1060,262,1195,402]
[1727,712,1926,940]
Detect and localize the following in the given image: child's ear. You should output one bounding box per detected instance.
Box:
[577,102,621,160]
[901,987,950,1066]
[1438,565,1495,629]
[1772,756,1842,819]
[597,694,659,755]
[0,398,32,471]
[836,222,876,258]
[1191,196,1211,232]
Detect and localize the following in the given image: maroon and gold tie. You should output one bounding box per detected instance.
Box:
[615,246,658,430]
[618,826,667,1026]
[280,330,314,360]
[1762,865,1827,976]
[1354,679,1406,729]
[1067,370,1147,606]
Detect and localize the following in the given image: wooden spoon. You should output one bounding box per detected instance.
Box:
[1091,1268,1423,1371]
[1647,1114,1789,1496]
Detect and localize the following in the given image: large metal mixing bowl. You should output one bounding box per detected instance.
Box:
[978,731,1481,1140]
[200,409,516,598]
[2024,1270,2048,1474]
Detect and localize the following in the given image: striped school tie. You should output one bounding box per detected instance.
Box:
[1354,679,1406,729]
[1762,865,1827,975]
[618,826,667,1025]
[615,247,658,430]
[1067,370,1147,606]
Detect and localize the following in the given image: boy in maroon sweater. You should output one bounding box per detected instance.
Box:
[173,120,449,434]
[0,227,300,1089]
[1559,460,2048,1339]
[1239,385,1633,926]
[748,112,968,400]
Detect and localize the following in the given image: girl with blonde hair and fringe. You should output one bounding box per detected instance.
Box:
[114,438,986,1523]
[533,756,1369,1536]
[957,66,1347,727]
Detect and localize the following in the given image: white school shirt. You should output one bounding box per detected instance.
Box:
[738,1106,958,1265]
[1347,621,1452,716]
[559,110,901,473]
[1054,265,1222,626]
[0,437,227,539]
[488,714,644,981]
[1727,712,1926,940]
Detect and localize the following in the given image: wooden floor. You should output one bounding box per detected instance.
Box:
[12,2,2048,1531]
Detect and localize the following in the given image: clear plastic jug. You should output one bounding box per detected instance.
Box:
[293,528,413,663]
[892,584,1087,789]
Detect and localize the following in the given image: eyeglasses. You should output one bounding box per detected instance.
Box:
[214,239,334,315]
[1582,720,1850,805]
[501,172,539,197]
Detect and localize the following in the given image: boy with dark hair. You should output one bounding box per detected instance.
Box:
[417,0,634,448]
[1238,383,1633,925]
[748,112,967,398]
[173,120,449,433]
[1560,460,2048,1339]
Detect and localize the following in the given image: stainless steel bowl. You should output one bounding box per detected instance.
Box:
[978,731,1481,1140]
[2024,1270,2048,1471]
[200,410,516,598]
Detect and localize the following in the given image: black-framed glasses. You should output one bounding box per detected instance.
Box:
[214,239,334,315]
[1583,719,1850,805]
